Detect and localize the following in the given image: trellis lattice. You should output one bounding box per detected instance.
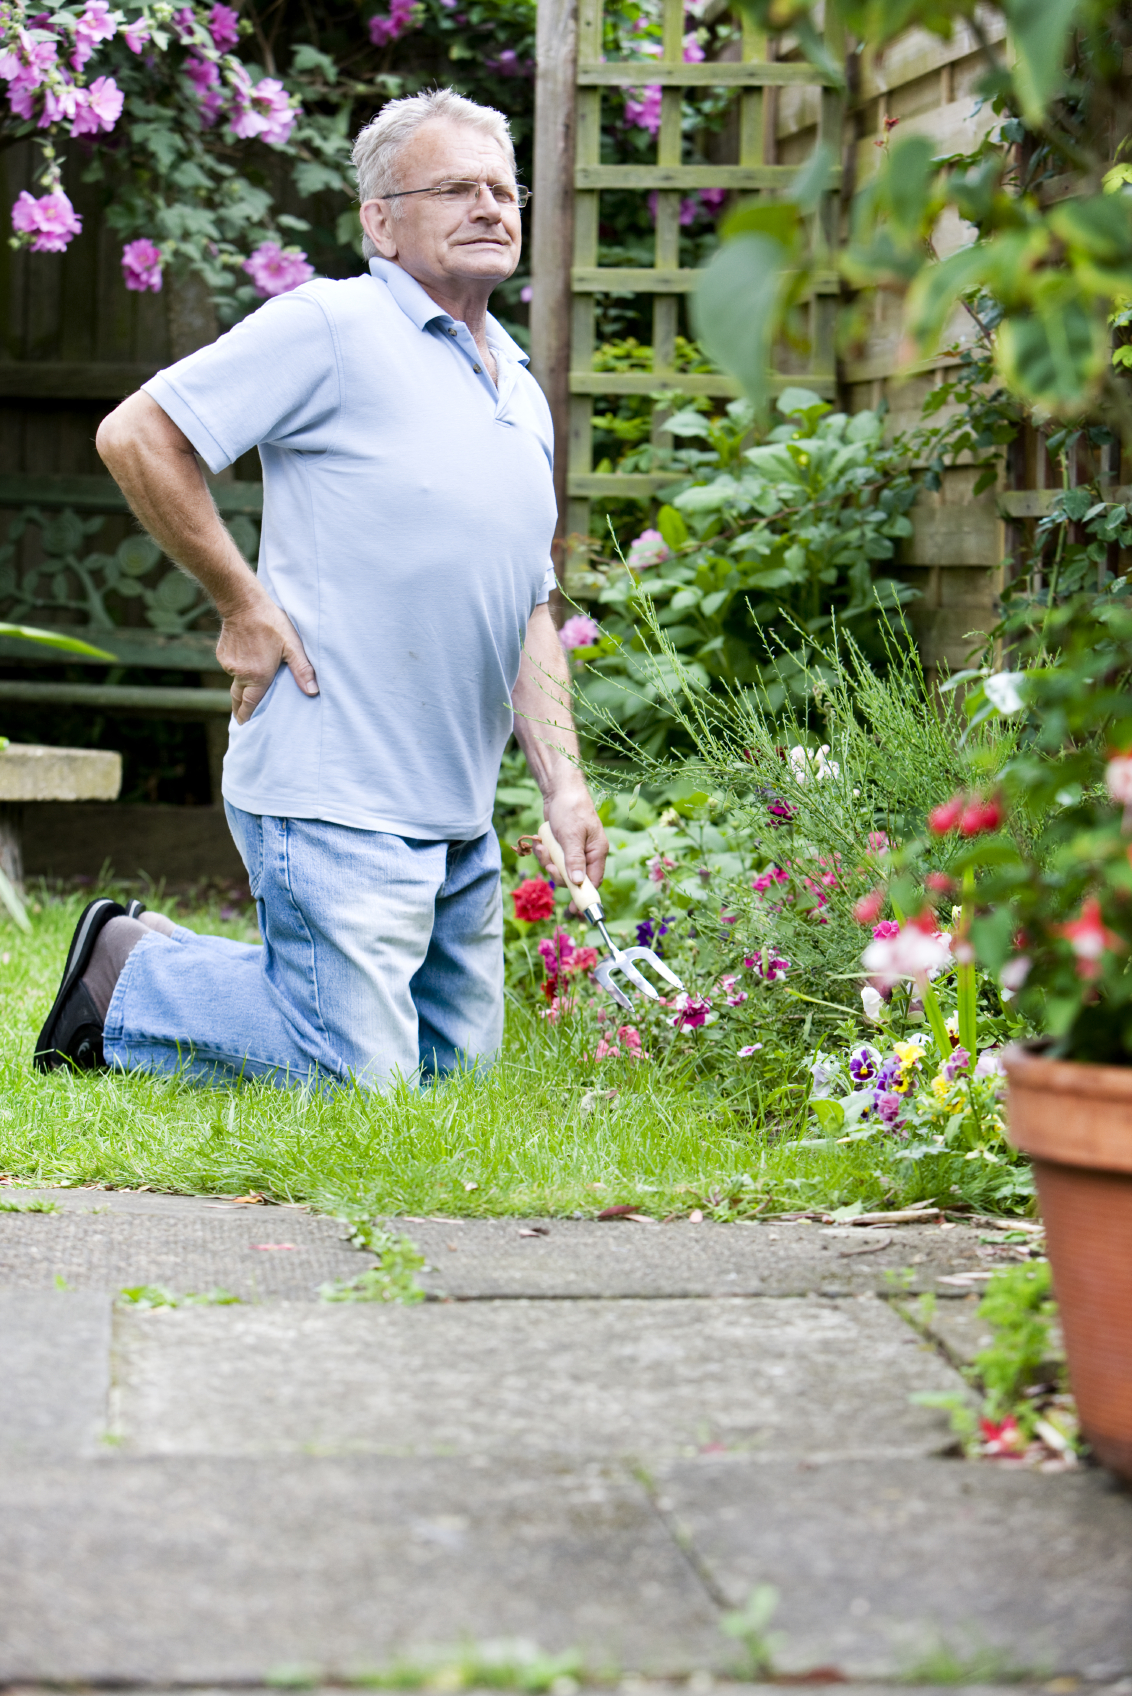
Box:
[566,0,844,538]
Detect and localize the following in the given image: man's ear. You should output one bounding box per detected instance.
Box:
[360,199,398,259]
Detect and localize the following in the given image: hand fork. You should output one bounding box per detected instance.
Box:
[537,822,685,1012]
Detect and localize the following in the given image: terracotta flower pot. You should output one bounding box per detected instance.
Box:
[1003,1043,1132,1483]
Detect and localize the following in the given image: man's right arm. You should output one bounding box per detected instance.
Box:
[95,391,318,723]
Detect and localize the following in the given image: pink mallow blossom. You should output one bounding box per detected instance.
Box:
[624,84,662,133]
[209,3,240,48]
[70,75,123,135]
[11,187,82,252]
[559,614,600,651]
[121,238,163,293]
[369,0,418,44]
[227,66,297,145]
[124,20,151,51]
[185,54,224,125]
[683,31,705,61]
[71,0,116,70]
[626,528,669,570]
[243,241,314,297]
[0,30,57,95]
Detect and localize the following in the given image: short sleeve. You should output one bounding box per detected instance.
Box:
[536,561,556,604]
[142,287,341,474]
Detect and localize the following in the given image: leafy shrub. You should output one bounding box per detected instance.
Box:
[575,387,919,757]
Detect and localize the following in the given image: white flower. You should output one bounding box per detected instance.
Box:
[862,923,952,987]
[788,743,840,786]
[974,1047,1006,1079]
[984,672,1026,714]
[1000,954,1031,993]
[860,985,885,1022]
[809,1051,840,1098]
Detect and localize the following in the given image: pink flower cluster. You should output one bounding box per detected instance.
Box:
[11,187,82,252]
[861,916,951,988]
[243,241,314,297]
[624,31,707,132]
[647,188,726,227]
[1,11,123,146]
[185,54,225,125]
[121,238,164,292]
[626,528,669,571]
[227,64,297,145]
[368,0,418,46]
[559,613,601,652]
[594,1024,645,1061]
[743,951,790,981]
[209,4,241,49]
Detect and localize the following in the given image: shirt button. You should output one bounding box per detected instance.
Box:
[473,364,482,374]
[446,327,457,336]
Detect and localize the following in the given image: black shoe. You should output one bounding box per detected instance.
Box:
[125,899,147,920]
[34,898,126,1073]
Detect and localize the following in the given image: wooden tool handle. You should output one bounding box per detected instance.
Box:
[538,821,602,916]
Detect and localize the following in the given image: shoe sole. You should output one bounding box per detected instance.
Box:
[34,897,126,1072]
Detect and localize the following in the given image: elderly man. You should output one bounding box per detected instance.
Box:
[35,87,607,1088]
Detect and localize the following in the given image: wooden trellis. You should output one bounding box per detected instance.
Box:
[563,0,844,542]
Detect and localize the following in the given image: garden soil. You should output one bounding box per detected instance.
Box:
[1,1188,1130,1687]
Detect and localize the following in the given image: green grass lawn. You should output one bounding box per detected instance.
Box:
[0,888,1023,1220]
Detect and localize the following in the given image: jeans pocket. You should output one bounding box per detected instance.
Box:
[225,802,264,898]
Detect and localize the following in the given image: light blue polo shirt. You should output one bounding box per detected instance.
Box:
[143,257,557,839]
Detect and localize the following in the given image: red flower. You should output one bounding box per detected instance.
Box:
[959,795,1004,837]
[1055,896,1124,979]
[853,889,884,925]
[928,794,965,835]
[512,878,555,922]
[980,1415,1026,1456]
[925,871,954,894]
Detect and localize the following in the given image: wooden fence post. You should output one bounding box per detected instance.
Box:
[530,0,578,574]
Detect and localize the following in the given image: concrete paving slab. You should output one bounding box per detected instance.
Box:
[0,1290,111,1458]
[394,1217,1012,1300]
[652,1454,1132,1680]
[0,1191,370,1300]
[0,1456,721,1683]
[112,1295,966,1461]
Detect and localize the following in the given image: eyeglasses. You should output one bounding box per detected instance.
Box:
[381,179,531,209]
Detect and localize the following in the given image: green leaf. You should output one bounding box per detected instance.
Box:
[996,300,1108,415]
[290,43,338,81]
[0,622,115,659]
[811,1097,845,1134]
[1003,0,1082,124]
[656,504,689,550]
[692,233,790,414]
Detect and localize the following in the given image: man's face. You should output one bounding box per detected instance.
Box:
[360,119,522,295]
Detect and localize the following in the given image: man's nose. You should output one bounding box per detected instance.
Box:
[469,185,505,219]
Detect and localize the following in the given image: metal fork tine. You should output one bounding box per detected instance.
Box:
[592,961,633,1010]
[619,947,685,991]
[615,956,660,998]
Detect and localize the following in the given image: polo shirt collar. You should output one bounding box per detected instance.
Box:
[368,256,529,368]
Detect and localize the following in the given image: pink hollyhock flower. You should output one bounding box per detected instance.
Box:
[124,20,151,51]
[171,7,197,39]
[626,528,669,570]
[184,55,224,124]
[121,238,163,293]
[242,241,314,296]
[624,85,662,132]
[682,31,705,60]
[209,3,241,48]
[71,74,123,134]
[538,927,576,974]
[11,187,82,252]
[369,0,418,43]
[559,614,601,651]
[1,31,56,89]
[699,187,727,212]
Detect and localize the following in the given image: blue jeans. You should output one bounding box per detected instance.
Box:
[102,805,504,1090]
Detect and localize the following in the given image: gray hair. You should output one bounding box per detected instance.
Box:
[352,89,516,260]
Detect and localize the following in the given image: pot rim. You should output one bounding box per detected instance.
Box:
[1004,1039,1132,1103]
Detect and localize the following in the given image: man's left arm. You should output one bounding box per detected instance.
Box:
[511,603,608,891]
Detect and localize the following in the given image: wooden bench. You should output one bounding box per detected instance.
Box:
[0,472,263,800]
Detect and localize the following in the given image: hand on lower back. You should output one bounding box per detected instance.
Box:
[216,591,318,724]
